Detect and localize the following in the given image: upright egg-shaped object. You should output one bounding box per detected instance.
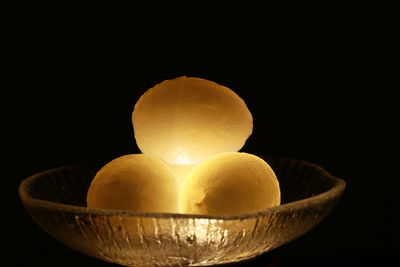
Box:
[132,76,253,165]
[87,154,179,213]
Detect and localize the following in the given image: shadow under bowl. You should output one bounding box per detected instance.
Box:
[19,156,345,266]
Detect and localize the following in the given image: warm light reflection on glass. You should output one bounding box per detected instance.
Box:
[194,218,226,244]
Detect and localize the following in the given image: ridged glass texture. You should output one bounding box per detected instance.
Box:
[19,156,345,266]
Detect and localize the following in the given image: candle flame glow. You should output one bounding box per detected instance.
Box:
[173,149,197,165]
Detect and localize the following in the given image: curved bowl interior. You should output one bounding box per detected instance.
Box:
[19,156,345,266]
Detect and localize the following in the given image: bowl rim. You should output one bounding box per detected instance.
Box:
[19,157,346,221]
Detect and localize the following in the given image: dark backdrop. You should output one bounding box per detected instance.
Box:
[8,2,397,266]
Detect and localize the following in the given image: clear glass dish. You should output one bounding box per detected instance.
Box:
[19,155,345,266]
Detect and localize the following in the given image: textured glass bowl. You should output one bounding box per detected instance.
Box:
[19,156,345,266]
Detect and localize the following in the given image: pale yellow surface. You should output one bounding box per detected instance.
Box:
[168,164,197,188]
[87,154,179,213]
[132,76,253,165]
[179,152,280,216]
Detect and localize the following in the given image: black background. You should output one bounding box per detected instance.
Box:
[7,2,398,266]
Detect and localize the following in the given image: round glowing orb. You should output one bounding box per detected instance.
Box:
[132,76,253,165]
[87,154,178,213]
[179,152,280,216]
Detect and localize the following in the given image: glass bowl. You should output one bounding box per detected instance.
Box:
[19,156,345,266]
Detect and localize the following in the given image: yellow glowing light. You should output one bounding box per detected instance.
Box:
[87,154,179,213]
[173,148,195,165]
[87,76,281,216]
[179,152,281,216]
[168,164,196,188]
[132,76,253,165]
